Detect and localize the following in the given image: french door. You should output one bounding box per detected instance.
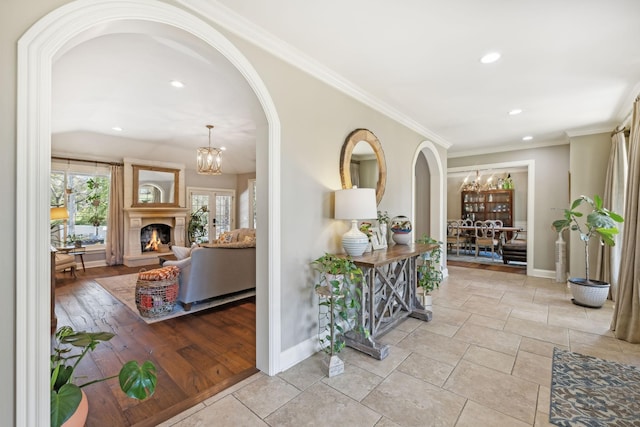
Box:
[188,187,235,244]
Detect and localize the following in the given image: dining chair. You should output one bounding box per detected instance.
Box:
[446,220,468,256]
[474,220,500,259]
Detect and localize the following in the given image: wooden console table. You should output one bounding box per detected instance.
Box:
[339,243,436,360]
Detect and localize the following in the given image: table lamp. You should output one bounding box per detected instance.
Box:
[334,187,377,256]
[50,206,69,245]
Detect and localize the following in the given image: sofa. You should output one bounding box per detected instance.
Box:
[162,229,256,310]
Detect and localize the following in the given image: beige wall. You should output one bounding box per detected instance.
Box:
[3,0,447,421]
[236,172,256,228]
[448,144,571,272]
[567,132,611,278]
[415,151,431,238]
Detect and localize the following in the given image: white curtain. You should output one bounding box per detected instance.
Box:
[611,96,640,342]
[596,126,628,300]
[105,164,124,265]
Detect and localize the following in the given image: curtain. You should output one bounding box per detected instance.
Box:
[611,96,640,342]
[105,164,124,265]
[596,126,628,300]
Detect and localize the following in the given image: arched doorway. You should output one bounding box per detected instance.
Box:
[412,141,446,270]
[16,1,281,424]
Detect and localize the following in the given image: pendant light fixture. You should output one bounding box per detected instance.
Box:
[197,124,223,175]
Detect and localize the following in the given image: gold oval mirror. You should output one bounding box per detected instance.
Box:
[340,128,387,205]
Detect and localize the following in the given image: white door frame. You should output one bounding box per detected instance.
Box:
[16,1,281,425]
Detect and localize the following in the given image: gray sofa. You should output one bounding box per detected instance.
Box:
[162,245,256,311]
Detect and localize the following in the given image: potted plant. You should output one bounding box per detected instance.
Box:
[51,326,157,427]
[552,194,624,308]
[416,235,443,309]
[311,253,363,376]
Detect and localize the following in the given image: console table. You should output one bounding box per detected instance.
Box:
[339,243,435,360]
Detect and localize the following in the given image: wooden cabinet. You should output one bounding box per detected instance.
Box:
[461,189,513,226]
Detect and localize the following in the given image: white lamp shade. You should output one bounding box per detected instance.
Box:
[334,188,377,220]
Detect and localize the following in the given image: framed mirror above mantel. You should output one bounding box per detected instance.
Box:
[340,128,387,205]
[132,165,180,207]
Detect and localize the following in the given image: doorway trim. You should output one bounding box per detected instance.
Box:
[448,160,535,276]
[16,1,281,425]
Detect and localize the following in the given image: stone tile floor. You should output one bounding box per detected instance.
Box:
[158,266,640,426]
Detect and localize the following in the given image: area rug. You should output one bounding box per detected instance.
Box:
[95,273,255,324]
[550,347,640,426]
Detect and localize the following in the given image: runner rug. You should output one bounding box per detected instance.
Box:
[95,273,255,324]
[550,347,640,426]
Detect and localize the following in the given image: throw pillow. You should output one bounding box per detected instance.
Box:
[217,232,233,244]
[171,245,191,260]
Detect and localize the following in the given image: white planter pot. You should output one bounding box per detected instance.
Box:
[422,294,432,310]
[568,278,609,308]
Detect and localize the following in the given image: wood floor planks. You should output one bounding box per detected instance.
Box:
[54,265,257,426]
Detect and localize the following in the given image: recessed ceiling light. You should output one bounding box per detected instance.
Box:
[522,136,533,141]
[170,80,184,88]
[220,147,227,151]
[480,52,501,64]
[112,126,122,132]
[509,109,522,115]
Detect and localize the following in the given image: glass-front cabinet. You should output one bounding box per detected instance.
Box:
[461,189,513,226]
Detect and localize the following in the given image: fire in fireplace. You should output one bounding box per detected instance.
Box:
[141,224,171,252]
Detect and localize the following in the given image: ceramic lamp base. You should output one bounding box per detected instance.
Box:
[342,220,369,256]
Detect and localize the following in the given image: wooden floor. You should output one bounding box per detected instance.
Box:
[447,259,526,274]
[54,265,257,427]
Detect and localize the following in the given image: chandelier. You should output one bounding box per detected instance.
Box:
[197,125,223,175]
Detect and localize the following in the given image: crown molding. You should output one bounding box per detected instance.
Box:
[176,0,452,149]
[564,127,614,138]
[447,137,568,159]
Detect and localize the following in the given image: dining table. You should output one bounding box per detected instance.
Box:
[456,224,523,253]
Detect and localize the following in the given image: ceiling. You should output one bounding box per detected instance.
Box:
[52,1,640,171]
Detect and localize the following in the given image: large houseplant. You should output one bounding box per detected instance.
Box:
[311,253,363,376]
[552,194,624,308]
[51,326,157,427]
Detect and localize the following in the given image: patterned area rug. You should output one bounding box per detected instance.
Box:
[550,347,640,426]
[95,273,255,324]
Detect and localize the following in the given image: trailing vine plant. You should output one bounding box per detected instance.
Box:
[311,253,364,356]
[416,234,444,294]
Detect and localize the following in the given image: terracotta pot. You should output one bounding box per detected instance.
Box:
[62,390,88,427]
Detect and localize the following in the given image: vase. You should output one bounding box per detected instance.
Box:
[62,390,88,427]
[379,223,388,246]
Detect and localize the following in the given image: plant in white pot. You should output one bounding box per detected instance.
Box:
[552,194,624,308]
[416,235,443,310]
[311,253,363,377]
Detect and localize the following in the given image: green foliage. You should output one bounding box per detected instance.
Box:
[50,326,157,427]
[188,206,209,244]
[416,235,443,294]
[552,194,624,281]
[312,254,364,355]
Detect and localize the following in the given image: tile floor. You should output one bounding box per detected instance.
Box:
[158,266,640,427]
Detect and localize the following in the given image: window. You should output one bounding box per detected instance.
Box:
[51,163,110,247]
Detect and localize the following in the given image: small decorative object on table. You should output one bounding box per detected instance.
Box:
[390,215,412,245]
[377,210,390,245]
[135,265,180,318]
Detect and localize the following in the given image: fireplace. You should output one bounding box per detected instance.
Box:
[140,223,171,252]
[123,206,189,266]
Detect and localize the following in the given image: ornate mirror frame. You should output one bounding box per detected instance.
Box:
[340,128,387,205]
[132,164,180,207]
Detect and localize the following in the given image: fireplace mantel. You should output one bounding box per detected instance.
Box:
[123,206,190,267]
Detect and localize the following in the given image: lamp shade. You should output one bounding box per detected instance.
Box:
[50,207,69,221]
[334,188,377,220]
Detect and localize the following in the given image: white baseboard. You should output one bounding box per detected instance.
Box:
[531,268,555,279]
[278,335,320,374]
